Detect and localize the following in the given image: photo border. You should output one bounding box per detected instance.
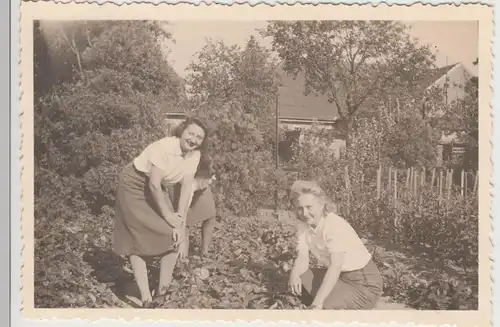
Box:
[13,1,497,327]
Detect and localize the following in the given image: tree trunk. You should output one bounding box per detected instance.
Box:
[344,118,354,149]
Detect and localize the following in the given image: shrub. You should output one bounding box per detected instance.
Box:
[34,21,184,307]
[185,37,280,216]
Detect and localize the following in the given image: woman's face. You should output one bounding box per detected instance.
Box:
[294,193,325,226]
[180,123,206,153]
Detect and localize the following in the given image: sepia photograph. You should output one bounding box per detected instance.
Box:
[20,2,493,325]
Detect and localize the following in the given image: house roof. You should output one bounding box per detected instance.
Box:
[166,62,464,122]
[277,69,340,121]
[277,63,461,122]
[416,63,458,91]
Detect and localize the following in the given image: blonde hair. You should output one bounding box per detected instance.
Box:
[289,180,338,214]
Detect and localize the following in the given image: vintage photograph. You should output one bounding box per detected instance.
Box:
[20,1,493,325]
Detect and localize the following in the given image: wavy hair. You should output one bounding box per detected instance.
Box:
[171,116,211,149]
[171,115,215,179]
[289,180,338,215]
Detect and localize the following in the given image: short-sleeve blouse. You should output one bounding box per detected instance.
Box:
[296,213,371,272]
[133,136,201,185]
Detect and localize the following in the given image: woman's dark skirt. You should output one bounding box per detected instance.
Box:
[300,259,383,310]
[112,163,217,257]
[167,183,217,228]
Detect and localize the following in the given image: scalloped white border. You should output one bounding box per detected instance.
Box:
[15,1,496,326]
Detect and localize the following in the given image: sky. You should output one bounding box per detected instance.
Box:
[163,20,478,78]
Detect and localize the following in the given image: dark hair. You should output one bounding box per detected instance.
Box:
[195,154,215,179]
[171,116,211,154]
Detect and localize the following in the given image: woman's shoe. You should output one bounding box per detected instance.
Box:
[151,288,170,305]
[141,299,155,309]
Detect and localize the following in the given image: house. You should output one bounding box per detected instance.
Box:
[163,62,475,169]
[277,62,476,168]
[277,66,348,163]
[162,111,187,134]
[419,62,476,167]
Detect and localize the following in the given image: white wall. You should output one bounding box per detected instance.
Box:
[433,63,470,105]
[280,122,346,160]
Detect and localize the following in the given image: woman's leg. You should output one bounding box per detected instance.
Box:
[130,255,152,303]
[301,268,381,310]
[200,216,215,255]
[157,251,179,295]
[179,227,190,259]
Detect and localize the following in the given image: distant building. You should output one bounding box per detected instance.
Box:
[164,62,475,169]
[277,67,348,163]
[277,62,476,168]
[420,62,475,167]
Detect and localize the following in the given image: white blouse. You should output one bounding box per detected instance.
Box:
[133,137,200,185]
[296,213,372,272]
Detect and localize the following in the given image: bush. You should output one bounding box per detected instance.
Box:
[34,21,184,307]
[278,123,478,272]
[185,37,280,216]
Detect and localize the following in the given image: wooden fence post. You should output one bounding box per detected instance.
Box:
[431,168,436,193]
[394,169,398,206]
[439,170,443,204]
[461,170,465,198]
[447,169,454,202]
[376,166,382,200]
[345,165,350,213]
[388,167,392,197]
[376,166,381,215]
[420,168,425,204]
[473,170,479,194]
[413,170,418,197]
[360,173,365,194]
[464,171,469,198]
[393,168,398,242]
[406,168,411,195]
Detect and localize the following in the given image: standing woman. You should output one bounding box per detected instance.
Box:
[287,180,383,310]
[112,117,210,307]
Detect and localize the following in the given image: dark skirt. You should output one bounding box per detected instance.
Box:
[112,163,217,257]
[167,183,217,227]
[300,259,383,310]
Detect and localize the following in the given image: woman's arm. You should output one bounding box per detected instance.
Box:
[291,248,310,276]
[289,243,309,295]
[149,165,182,228]
[176,174,195,219]
[311,252,344,308]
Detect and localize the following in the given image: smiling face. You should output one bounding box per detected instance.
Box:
[179,123,206,153]
[294,193,325,227]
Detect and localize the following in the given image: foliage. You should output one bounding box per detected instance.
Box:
[34,202,477,310]
[185,37,280,216]
[438,76,479,172]
[262,21,436,142]
[34,21,478,311]
[35,20,183,210]
[34,21,185,306]
[278,125,478,272]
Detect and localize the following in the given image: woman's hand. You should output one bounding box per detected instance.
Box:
[288,270,302,296]
[173,227,185,248]
[165,213,184,229]
[194,177,214,191]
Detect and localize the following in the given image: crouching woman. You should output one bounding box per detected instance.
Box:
[288,180,383,310]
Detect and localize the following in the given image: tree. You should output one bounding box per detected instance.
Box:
[436,75,478,171]
[185,37,281,215]
[35,21,184,212]
[262,21,436,145]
